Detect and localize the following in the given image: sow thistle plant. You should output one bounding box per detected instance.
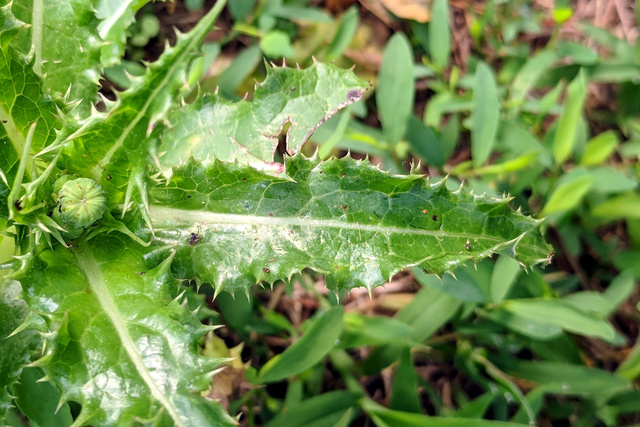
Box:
[0,0,551,425]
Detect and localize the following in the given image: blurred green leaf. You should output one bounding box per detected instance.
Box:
[586,167,637,194]
[339,312,413,348]
[619,140,640,159]
[557,42,598,64]
[397,279,461,342]
[562,292,618,318]
[533,80,565,126]
[429,0,451,71]
[424,92,472,128]
[327,6,358,61]
[628,218,640,248]
[452,392,494,418]
[270,6,331,23]
[318,111,351,160]
[500,299,616,341]
[406,116,445,168]
[490,256,521,303]
[389,348,421,413]
[2,409,27,427]
[483,309,562,340]
[614,250,640,278]
[471,62,500,167]
[580,131,619,166]
[510,383,571,424]
[592,193,640,220]
[103,59,146,89]
[607,389,640,416]
[553,69,587,164]
[528,334,584,364]
[509,50,557,106]
[414,266,485,303]
[617,342,640,381]
[13,367,73,427]
[260,306,344,383]
[496,119,550,165]
[189,42,221,86]
[541,174,593,216]
[603,270,636,311]
[500,360,629,395]
[265,391,361,427]
[410,21,429,54]
[218,44,262,99]
[440,114,460,160]
[554,166,637,196]
[589,63,640,83]
[260,30,295,58]
[228,0,256,20]
[364,399,525,427]
[377,33,414,144]
[474,151,540,176]
[217,291,253,334]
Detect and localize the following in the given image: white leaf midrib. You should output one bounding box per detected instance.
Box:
[74,247,187,427]
[149,205,503,242]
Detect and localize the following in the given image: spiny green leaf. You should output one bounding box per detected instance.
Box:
[11,0,103,117]
[0,280,40,419]
[0,4,60,228]
[146,155,551,295]
[154,61,368,171]
[12,235,236,427]
[55,0,227,205]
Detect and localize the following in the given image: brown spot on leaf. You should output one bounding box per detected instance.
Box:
[347,89,362,102]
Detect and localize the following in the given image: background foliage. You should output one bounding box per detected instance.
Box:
[1,0,640,426]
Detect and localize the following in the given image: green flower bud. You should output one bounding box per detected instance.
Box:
[57,178,108,229]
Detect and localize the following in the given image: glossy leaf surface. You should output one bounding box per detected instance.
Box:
[0,281,39,419]
[55,1,227,204]
[148,155,551,294]
[0,4,59,226]
[11,0,103,117]
[13,236,236,427]
[155,62,368,170]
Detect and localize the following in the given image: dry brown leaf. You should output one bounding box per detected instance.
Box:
[379,0,431,23]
